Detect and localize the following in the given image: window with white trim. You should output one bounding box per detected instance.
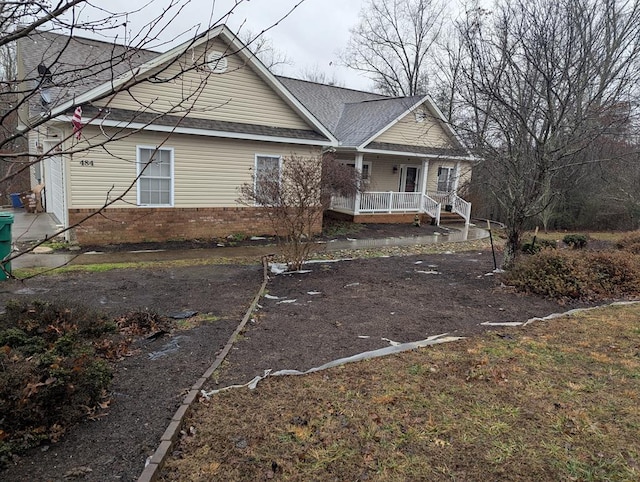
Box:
[437,166,455,192]
[345,161,371,181]
[137,146,173,206]
[254,155,281,204]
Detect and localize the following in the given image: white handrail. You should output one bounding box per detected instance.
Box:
[331,191,469,225]
[421,195,441,225]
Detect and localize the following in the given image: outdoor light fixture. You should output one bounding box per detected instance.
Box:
[393,166,398,174]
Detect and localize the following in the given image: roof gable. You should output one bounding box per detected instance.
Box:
[368,99,462,151]
[19,26,336,143]
[335,96,424,147]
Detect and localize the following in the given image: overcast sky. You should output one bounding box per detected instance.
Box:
[79,0,373,91]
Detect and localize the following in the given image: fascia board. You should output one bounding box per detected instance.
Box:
[357,146,477,162]
[422,95,473,155]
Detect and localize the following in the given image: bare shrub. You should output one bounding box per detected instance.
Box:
[616,232,640,254]
[239,153,360,270]
[502,250,640,300]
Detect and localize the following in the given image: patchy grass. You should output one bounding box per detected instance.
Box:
[322,220,365,237]
[160,303,640,481]
[13,238,494,279]
[12,256,261,278]
[175,313,221,330]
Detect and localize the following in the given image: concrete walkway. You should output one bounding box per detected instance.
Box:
[3,209,487,270]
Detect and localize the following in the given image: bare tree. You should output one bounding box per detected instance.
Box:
[342,0,448,96]
[299,64,343,87]
[450,0,640,265]
[239,29,292,73]
[239,154,360,270]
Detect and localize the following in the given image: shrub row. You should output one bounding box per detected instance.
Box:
[616,231,640,254]
[502,249,640,300]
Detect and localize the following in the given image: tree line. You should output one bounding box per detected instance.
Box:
[345,0,640,264]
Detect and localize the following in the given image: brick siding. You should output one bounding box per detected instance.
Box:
[68,207,322,245]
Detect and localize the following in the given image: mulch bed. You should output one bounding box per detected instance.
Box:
[0,232,599,481]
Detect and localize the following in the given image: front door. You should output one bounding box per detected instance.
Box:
[400,166,421,192]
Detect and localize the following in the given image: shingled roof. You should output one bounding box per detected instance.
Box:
[19,29,464,155]
[19,31,157,117]
[277,76,458,151]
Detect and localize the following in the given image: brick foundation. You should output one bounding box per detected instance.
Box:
[326,210,433,225]
[68,207,322,245]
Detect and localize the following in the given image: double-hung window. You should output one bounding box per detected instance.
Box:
[437,166,455,192]
[137,146,173,206]
[254,155,281,205]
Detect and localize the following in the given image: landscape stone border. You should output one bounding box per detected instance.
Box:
[137,257,270,482]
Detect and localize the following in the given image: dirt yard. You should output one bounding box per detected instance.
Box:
[0,233,598,481]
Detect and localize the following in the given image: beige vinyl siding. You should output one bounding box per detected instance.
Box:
[68,127,321,208]
[94,39,311,131]
[458,161,473,188]
[365,158,400,192]
[374,106,452,148]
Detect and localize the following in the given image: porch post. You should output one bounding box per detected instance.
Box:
[420,159,429,197]
[354,153,364,215]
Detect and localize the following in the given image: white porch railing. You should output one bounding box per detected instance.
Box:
[331,190,471,225]
[359,191,423,213]
[422,195,441,226]
[428,191,471,225]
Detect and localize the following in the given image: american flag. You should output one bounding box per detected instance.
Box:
[72,106,82,140]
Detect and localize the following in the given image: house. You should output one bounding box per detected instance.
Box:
[16,25,473,245]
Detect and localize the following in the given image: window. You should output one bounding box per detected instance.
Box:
[137,146,173,206]
[437,166,455,192]
[345,161,371,180]
[254,155,281,204]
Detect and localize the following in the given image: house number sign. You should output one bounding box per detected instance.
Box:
[79,160,94,166]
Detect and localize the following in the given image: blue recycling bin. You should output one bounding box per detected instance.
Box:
[0,212,14,279]
[10,193,23,208]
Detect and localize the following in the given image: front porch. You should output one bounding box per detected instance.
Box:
[329,150,472,226]
[330,190,471,225]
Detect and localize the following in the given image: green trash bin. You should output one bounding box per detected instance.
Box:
[0,212,14,279]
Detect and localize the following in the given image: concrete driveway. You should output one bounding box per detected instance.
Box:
[4,208,62,242]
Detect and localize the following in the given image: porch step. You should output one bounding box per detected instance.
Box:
[438,212,466,224]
